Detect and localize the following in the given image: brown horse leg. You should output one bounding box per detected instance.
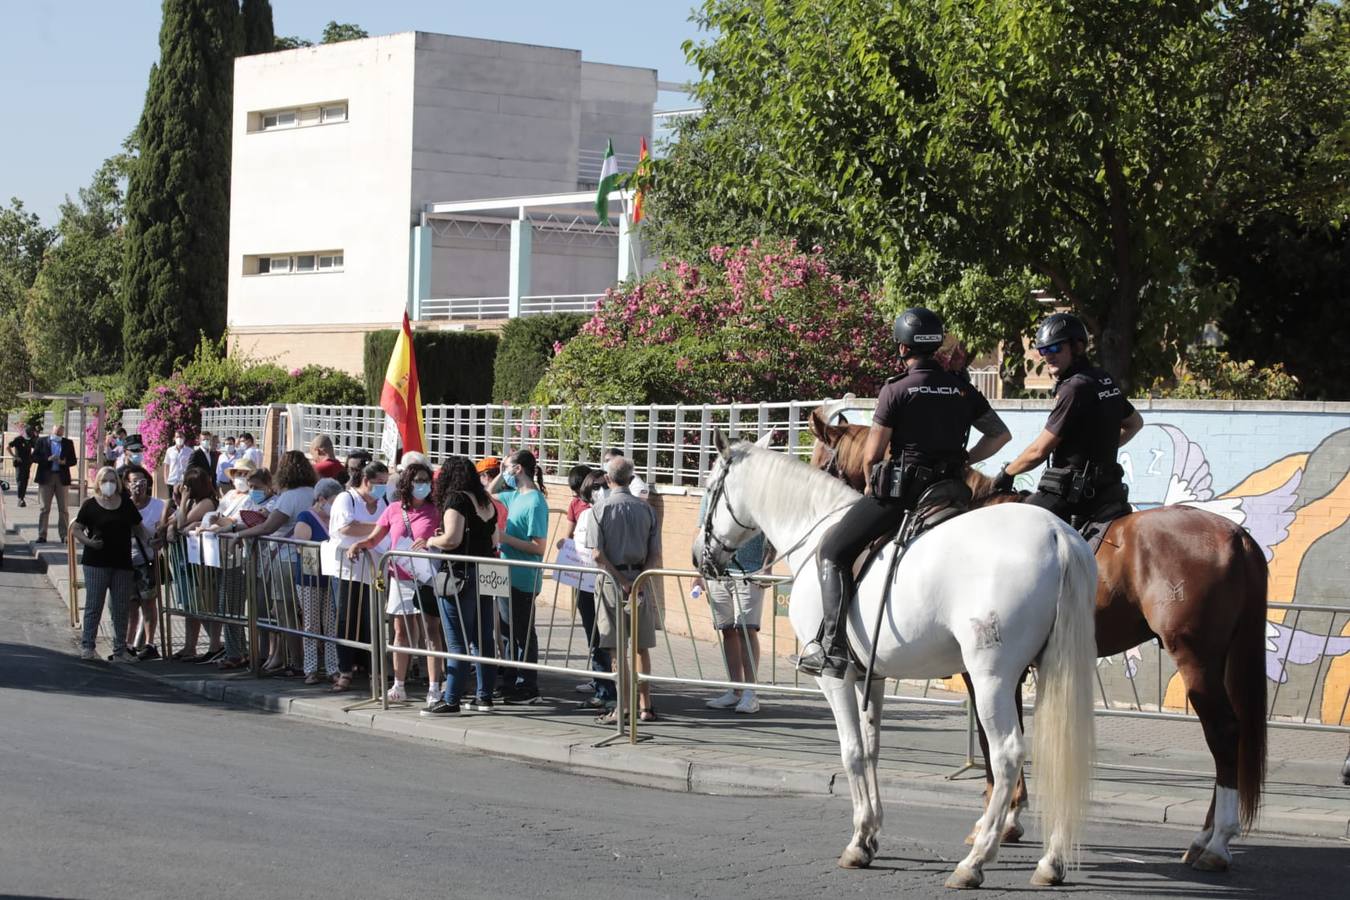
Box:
[1172,646,1241,871]
[961,672,1028,845]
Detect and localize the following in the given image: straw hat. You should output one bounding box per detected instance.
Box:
[226,457,258,477]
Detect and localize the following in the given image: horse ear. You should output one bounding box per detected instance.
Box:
[754,430,776,449]
[809,407,830,442]
[714,430,731,458]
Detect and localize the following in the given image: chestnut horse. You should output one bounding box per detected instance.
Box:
[807,407,1269,872]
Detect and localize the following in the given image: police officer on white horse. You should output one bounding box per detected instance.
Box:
[994,312,1144,531]
[793,307,1011,678]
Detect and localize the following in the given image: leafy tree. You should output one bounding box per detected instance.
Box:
[273,35,312,50]
[1153,347,1300,400]
[119,0,237,388]
[493,313,588,403]
[0,312,34,412]
[23,148,134,385]
[648,0,1326,390]
[0,198,55,295]
[239,0,274,55]
[320,21,368,44]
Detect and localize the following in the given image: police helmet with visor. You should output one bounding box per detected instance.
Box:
[1034,312,1089,352]
[892,306,945,354]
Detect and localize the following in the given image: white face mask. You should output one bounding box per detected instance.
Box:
[100,482,118,497]
[174,437,185,447]
[233,477,250,493]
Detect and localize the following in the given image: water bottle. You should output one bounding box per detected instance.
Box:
[690,584,703,600]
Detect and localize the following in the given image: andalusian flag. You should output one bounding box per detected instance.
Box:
[379,313,427,456]
[632,136,650,225]
[594,138,621,225]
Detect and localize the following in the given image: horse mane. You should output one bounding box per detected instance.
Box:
[732,440,859,521]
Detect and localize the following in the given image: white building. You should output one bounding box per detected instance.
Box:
[227,32,657,374]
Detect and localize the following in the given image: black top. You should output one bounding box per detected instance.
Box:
[75,496,143,570]
[445,492,498,560]
[1043,358,1137,472]
[872,358,992,466]
[6,435,33,465]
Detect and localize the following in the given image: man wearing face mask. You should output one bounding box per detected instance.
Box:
[215,436,238,488]
[164,430,193,491]
[120,436,147,471]
[33,422,77,544]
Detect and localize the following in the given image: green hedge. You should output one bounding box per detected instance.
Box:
[364,329,499,405]
[492,313,588,403]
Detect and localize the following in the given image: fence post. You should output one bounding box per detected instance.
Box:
[261,404,287,471]
[246,540,261,676]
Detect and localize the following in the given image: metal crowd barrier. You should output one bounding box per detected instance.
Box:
[253,534,384,707]
[373,548,627,741]
[158,532,258,671]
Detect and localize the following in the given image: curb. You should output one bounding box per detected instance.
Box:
[18,529,1350,844]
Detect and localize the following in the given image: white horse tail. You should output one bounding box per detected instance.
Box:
[1032,529,1098,873]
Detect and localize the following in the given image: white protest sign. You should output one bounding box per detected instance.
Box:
[478,562,512,599]
[548,539,596,592]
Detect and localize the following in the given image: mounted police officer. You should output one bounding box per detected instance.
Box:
[793,307,1011,678]
[994,312,1143,529]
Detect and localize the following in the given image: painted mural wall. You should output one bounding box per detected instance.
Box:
[979,402,1350,726]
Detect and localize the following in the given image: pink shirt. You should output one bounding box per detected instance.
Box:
[378,500,441,580]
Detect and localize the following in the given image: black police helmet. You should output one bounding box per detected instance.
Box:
[892,307,945,352]
[1034,312,1089,350]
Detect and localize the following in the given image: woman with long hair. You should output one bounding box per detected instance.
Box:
[423,456,500,715]
[489,449,550,703]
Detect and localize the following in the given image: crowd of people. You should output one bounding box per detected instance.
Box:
[10,423,765,718]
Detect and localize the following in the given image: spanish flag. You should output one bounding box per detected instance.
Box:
[379,313,427,454]
[632,136,650,225]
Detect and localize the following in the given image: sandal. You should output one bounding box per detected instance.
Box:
[303,672,325,685]
[215,656,248,671]
[331,674,353,692]
[195,648,226,665]
[639,708,658,722]
[595,710,619,725]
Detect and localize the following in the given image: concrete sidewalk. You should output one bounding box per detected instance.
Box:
[5,490,1348,842]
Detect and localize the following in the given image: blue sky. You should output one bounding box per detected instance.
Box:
[0,1,704,225]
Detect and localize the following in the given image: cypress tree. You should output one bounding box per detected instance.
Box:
[120,0,237,388]
[239,0,275,55]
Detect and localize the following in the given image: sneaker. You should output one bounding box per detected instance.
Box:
[17,499,25,507]
[734,692,761,715]
[79,648,98,661]
[420,700,460,717]
[109,649,139,664]
[386,683,407,703]
[136,644,161,661]
[503,687,540,705]
[574,680,597,694]
[705,690,741,710]
[425,689,440,707]
[469,697,494,712]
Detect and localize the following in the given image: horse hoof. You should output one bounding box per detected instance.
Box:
[1190,850,1230,873]
[1002,822,1024,844]
[1181,843,1206,866]
[1031,858,1065,886]
[838,845,872,869]
[945,867,983,890]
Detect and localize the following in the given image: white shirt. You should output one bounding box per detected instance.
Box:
[595,473,650,504]
[214,452,237,484]
[164,444,192,486]
[131,497,165,565]
[243,446,263,468]
[324,488,387,581]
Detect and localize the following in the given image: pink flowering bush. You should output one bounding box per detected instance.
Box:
[140,382,203,469]
[535,240,903,405]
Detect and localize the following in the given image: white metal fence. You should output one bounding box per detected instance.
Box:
[200,405,270,440]
[421,293,602,320]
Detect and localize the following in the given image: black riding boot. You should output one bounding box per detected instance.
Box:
[792,560,854,678]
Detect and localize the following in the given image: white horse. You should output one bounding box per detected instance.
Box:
[695,435,1098,889]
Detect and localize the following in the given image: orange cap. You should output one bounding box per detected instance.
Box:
[475,456,500,474]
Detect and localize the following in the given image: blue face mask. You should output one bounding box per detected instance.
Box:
[248,489,267,504]
[412,482,432,501]
[503,472,518,489]
[129,454,143,465]
[370,483,387,500]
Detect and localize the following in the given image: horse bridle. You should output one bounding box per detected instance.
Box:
[699,454,757,578]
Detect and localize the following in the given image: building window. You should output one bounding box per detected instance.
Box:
[248,251,343,276]
[254,102,347,133]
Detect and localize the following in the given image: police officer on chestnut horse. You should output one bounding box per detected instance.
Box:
[993,312,1144,537]
[793,307,1011,678]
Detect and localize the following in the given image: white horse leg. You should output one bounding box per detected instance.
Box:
[820,672,878,869]
[947,677,1024,890]
[857,677,886,857]
[1191,785,1241,872]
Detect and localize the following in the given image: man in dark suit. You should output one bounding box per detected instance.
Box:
[6,426,35,507]
[33,423,77,543]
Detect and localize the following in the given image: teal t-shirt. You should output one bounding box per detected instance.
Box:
[498,488,550,592]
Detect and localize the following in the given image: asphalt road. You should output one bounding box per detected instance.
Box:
[1,555,1344,900]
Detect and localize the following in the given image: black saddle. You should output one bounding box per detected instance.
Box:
[1074,500,1131,553]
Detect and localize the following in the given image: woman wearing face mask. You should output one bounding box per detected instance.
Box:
[326,461,389,692]
[166,467,222,662]
[293,478,342,684]
[121,464,167,660]
[489,450,550,703]
[350,462,445,706]
[73,467,152,663]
